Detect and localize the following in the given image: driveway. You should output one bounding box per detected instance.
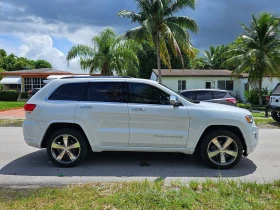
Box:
[0,128,279,187]
[0,108,25,119]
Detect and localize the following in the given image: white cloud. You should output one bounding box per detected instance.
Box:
[19,35,85,74]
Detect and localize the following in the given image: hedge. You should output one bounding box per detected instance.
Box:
[20,92,29,99]
[0,90,18,101]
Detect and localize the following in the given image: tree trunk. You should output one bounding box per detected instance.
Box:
[258,79,262,105]
[156,30,162,84]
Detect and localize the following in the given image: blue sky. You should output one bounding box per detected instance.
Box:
[0,0,279,73]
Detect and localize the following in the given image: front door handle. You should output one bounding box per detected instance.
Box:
[132,107,145,111]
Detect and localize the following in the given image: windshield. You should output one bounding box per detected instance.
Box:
[158,83,197,103]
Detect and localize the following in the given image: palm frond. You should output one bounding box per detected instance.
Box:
[165,16,198,32]
[164,0,196,16]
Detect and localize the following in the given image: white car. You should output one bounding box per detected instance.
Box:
[23,77,258,169]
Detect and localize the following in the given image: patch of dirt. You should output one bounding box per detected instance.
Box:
[257,122,280,129]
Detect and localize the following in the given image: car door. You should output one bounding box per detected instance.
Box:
[75,81,129,147]
[127,82,190,148]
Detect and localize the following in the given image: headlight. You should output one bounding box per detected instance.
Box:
[245,115,254,123]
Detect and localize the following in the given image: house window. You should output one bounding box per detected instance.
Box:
[218,80,234,91]
[244,83,249,91]
[24,78,46,92]
[178,80,186,91]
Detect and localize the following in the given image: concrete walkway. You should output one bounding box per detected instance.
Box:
[0,108,25,119]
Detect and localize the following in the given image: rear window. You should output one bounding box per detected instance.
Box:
[48,83,87,101]
[196,91,213,100]
[212,91,226,99]
[272,83,280,95]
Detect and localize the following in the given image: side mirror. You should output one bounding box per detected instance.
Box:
[170,95,180,106]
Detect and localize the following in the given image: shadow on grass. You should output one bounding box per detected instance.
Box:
[0,150,256,178]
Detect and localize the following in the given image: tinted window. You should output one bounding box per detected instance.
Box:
[129,83,170,105]
[48,83,87,101]
[213,91,226,99]
[181,91,195,100]
[88,82,124,102]
[196,91,213,100]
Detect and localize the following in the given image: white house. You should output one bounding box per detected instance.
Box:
[150,69,280,102]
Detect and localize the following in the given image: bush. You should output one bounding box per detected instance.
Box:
[0,90,18,101]
[20,92,29,99]
[244,88,272,105]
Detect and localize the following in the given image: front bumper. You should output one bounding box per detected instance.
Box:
[244,124,258,155]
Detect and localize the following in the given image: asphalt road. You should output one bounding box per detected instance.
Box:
[0,127,279,187]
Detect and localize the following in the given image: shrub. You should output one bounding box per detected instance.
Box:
[0,90,18,101]
[244,88,272,105]
[20,92,29,99]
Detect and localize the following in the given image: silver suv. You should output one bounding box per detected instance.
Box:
[180,89,237,106]
[23,76,258,169]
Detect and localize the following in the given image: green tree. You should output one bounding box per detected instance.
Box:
[35,60,52,69]
[223,12,280,105]
[118,0,198,83]
[0,49,7,57]
[67,28,141,76]
[3,54,17,71]
[203,45,229,69]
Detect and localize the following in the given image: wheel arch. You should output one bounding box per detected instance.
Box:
[194,125,247,154]
[41,123,91,149]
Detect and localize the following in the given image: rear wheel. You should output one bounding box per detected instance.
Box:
[47,129,88,167]
[200,130,243,169]
[271,111,280,122]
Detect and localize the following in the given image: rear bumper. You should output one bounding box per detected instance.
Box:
[23,119,46,148]
[24,138,41,148]
[269,106,280,112]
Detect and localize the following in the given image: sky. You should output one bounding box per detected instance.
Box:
[0,0,279,74]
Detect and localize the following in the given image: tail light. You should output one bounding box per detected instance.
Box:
[226,98,237,104]
[24,104,36,111]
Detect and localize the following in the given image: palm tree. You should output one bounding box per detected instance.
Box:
[223,13,280,105]
[203,45,228,69]
[118,0,198,83]
[67,28,141,76]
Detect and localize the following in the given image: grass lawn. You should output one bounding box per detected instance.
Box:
[0,119,24,127]
[0,180,280,209]
[0,101,25,111]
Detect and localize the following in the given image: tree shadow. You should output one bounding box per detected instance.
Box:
[0,150,257,178]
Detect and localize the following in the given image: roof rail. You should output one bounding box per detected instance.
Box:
[60,76,133,79]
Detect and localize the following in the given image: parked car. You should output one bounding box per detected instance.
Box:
[269,83,280,122]
[180,89,237,106]
[23,77,258,169]
[28,88,40,99]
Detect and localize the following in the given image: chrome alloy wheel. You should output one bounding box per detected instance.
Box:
[207,136,238,166]
[51,134,81,164]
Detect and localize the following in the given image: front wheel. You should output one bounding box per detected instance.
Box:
[200,130,243,169]
[47,129,88,167]
[271,111,280,122]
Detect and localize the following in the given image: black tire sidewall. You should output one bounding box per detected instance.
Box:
[47,128,88,167]
[200,130,243,169]
[271,111,280,122]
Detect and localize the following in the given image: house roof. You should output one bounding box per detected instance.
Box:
[152,69,249,78]
[0,68,72,76]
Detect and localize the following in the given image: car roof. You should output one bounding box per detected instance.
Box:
[52,77,159,85]
[180,89,229,92]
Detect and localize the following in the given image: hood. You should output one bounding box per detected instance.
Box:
[198,101,251,114]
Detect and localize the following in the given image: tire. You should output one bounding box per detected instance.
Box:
[47,128,88,167]
[271,111,280,122]
[200,130,243,169]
